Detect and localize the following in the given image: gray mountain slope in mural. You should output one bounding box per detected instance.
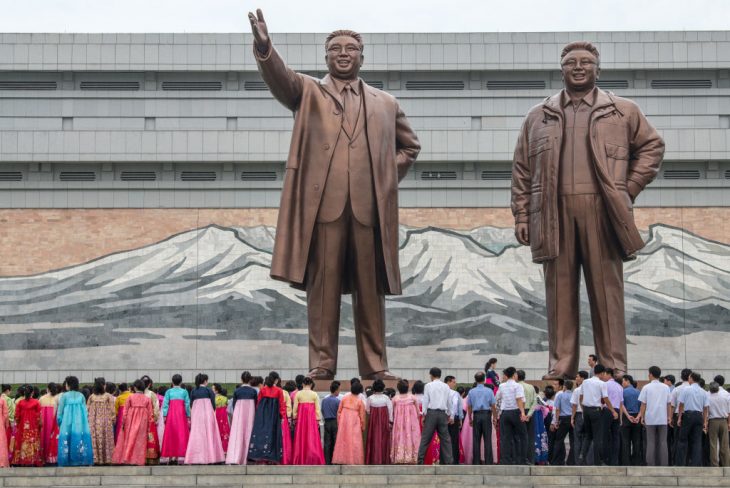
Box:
[0,224,728,354]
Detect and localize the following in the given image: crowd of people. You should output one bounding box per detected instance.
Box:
[0,356,728,468]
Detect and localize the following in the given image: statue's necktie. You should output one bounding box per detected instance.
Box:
[343,83,359,133]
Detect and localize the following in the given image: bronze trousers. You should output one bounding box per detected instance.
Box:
[305,202,388,376]
[543,193,627,377]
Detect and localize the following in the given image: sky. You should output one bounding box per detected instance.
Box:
[1,0,729,33]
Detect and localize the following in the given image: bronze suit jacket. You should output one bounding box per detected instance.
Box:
[511,88,664,263]
[254,45,421,295]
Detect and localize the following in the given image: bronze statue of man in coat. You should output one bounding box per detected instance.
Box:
[511,41,664,379]
[249,9,420,380]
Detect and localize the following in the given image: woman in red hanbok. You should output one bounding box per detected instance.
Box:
[12,385,42,466]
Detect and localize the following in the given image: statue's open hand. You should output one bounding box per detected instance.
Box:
[248,8,269,46]
[515,223,529,246]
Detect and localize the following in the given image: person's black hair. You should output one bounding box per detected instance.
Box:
[22,384,32,400]
[1,384,10,394]
[605,368,614,377]
[588,354,598,362]
[385,388,396,399]
[65,376,80,391]
[268,371,280,381]
[32,386,40,399]
[350,377,361,384]
[412,380,425,395]
[172,374,183,386]
[456,386,465,398]
[544,385,556,400]
[622,374,634,385]
[251,376,263,387]
[295,374,306,390]
[365,387,373,397]
[329,381,341,394]
[709,382,720,394]
[664,374,676,384]
[372,379,385,393]
[503,367,516,379]
[302,377,314,387]
[593,364,606,375]
[699,378,706,389]
[556,378,565,387]
[396,379,409,394]
[351,382,363,395]
[444,375,455,384]
[714,375,725,386]
[577,370,589,380]
[93,377,105,395]
[132,379,145,392]
[516,370,526,381]
[681,368,692,382]
[195,373,208,387]
[486,358,498,369]
[118,382,128,393]
[105,382,116,395]
[157,386,168,396]
[474,371,486,383]
[533,385,540,394]
[141,375,153,389]
[212,383,223,394]
[429,367,442,378]
[283,380,297,393]
[47,382,59,396]
[264,375,276,388]
[648,366,661,379]
[564,380,574,390]
[241,371,252,385]
[689,371,701,383]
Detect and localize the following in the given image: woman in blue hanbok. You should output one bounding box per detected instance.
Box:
[56,376,94,466]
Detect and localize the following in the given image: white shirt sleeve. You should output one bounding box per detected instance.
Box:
[600,381,608,399]
[387,397,393,422]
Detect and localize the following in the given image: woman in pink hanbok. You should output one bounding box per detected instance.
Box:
[38,383,59,465]
[331,382,366,465]
[389,380,420,464]
[184,374,224,465]
[292,377,324,465]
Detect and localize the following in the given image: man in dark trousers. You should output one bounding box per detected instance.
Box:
[676,372,709,466]
[511,41,664,380]
[467,371,497,464]
[248,9,420,381]
[417,368,454,465]
[496,367,529,464]
[579,364,618,465]
[550,379,575,465]
[321,380,341,464]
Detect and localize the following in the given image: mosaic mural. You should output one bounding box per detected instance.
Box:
[0,221,728,375]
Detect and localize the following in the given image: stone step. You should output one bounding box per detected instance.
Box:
[0,465,729,487]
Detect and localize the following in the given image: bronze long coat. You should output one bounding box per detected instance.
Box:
[511,88,664,263]
[254,45,420,295]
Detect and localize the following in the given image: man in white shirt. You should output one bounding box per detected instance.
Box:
[571,371,590,464]
[669,368,692,464]
[637,365,672,466]
[445,375,463,465]
[495,366,528,464]
[706,381,730,467]
[417,367,454,465]
[578,364,617,465]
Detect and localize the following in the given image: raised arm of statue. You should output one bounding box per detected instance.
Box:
[248,8,303,112]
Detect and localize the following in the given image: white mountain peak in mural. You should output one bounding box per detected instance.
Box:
[0,223,728,354]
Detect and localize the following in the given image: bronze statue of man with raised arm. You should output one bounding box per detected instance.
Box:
[248,9,420,380]
[511,41,664,379]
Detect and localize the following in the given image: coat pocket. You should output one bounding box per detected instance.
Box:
[605,142,629,182]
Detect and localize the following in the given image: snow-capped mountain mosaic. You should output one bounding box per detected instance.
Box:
[1,223,727,371]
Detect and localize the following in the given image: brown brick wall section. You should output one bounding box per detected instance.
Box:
[0,207,727,276]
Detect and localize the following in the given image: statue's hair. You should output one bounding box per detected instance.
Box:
[561,41,600,65]
[325,30,364,52]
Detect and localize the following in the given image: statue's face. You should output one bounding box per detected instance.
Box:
[561,49,600,91]
[325,35,364,79]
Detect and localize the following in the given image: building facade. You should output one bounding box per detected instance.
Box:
[0,31,728,383]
